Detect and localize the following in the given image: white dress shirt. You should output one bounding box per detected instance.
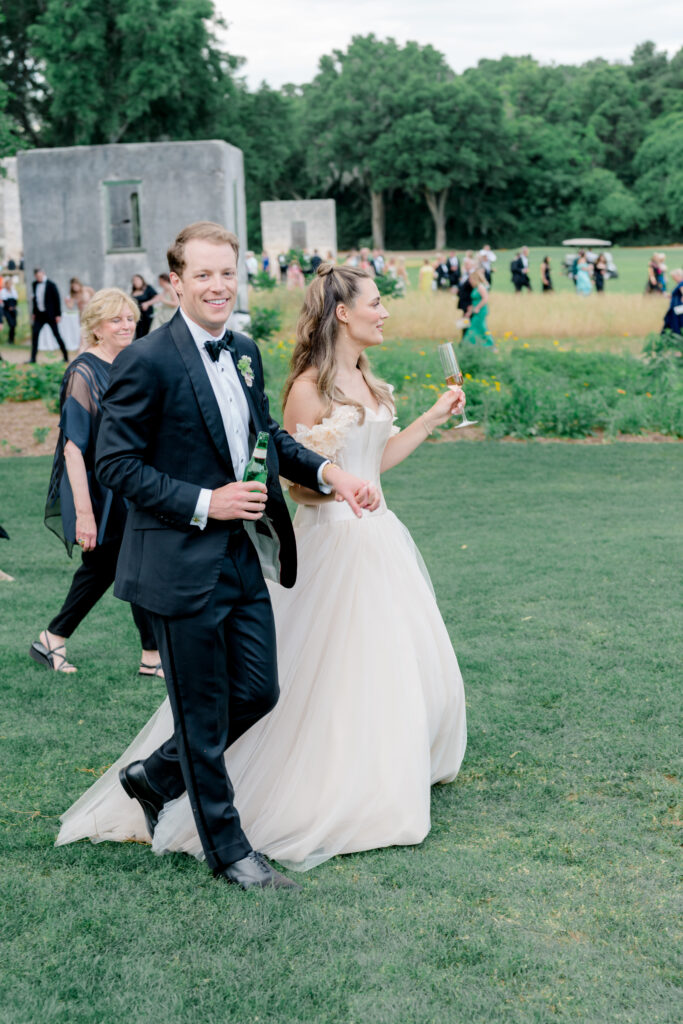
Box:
[182,309,331,529]
[35,280,47,311]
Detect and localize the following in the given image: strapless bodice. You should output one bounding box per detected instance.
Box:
[292,403,397,526]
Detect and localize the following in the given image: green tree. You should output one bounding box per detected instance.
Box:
[0,2,47,145]
[634,112,683,236]
[225,84,310,248]
[30,0,238,145]
[303,34,451,248]
[373,76,506,248]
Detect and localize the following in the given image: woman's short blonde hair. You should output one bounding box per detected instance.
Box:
[81,288,139,347]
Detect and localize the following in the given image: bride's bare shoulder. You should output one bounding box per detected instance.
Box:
[284,372,324,433]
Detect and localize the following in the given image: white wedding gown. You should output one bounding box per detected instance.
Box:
[57,403,467,870]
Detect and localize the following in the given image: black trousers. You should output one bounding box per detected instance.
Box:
[513,274,532,292]
[30,312,68,361]
[143,531,279,873]
[48,538,156,649]
[4,307,17,343]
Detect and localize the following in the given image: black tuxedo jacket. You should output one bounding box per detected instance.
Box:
[510,257,528,281]
[95,311,325,617]
[32,279,61,319]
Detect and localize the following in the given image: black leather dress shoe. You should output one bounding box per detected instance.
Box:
[119,760,165,839]
[218,851,301,891]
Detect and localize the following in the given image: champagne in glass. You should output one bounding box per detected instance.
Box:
[438,342,477,428]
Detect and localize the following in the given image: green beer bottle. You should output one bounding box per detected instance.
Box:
[243,431,270,484]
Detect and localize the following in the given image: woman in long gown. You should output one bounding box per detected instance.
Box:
[57,264,468,871]
[463,269,492,347]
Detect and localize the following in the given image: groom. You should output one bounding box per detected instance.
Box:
[96,221,375,890]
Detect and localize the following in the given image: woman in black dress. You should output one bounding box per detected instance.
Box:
[131,274,157,338]
[30,288,161,675]
[540,256,553,292]
[594,253,607,294]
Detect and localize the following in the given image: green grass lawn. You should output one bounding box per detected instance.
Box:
[0,446,681,1023]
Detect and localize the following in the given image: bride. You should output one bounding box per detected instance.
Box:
[57,263,467,871]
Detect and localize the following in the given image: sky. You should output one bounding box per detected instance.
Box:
[214,0,682,89]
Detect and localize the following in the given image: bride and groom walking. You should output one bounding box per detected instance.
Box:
[57,221,467,890]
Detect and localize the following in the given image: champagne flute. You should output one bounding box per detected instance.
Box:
[438,342,478,428]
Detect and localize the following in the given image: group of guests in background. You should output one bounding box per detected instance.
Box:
[24,269,180,362]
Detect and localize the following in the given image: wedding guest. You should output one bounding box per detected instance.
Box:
[245,251,258,283]
[540,256,553,292]
[261,251,270,274]
[62,277,93,353]
[147,273,180,330]
[463,268,492,347]
[435,254,451,289]
[29,268,68,363]
[646,253,663,294]
[656,253,668,293]
[396,256,409,291]
[447,252,460,291]
[0,278,18,343]
[29,288,161,676]
[575,251,592,296]
[593,253,607,294]
[371,249,385,275]
[418,258,435,292]
[358,248,375,275]
[510,248,532,293]
[286,259,306,289]
[461,250,476,283]
[478,244,497,285]
[131,274,157,338]
[277,252,289,282]
[57,263,467,874]
[310,249,323,274]
[662,268,683,336]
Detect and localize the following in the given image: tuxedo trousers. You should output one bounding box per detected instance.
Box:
[31,312,68,361]
[143,528,279,872]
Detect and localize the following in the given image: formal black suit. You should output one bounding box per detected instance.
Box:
[510,257,531,293]
[95,311,326,871]
[31,277,67,361]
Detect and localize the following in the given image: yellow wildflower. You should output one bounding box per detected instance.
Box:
[646,392,652,398]
[419,350,426,356]
[522,343,530,349]
[553,340,559,346]
[617,389,626,395]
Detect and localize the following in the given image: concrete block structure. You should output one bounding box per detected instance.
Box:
[260,199,336,274]
[17,140,249,309]
[0,157,22,265]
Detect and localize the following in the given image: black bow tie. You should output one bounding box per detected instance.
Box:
[204,332,235,362]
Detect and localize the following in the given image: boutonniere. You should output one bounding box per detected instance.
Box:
[237,355,254,387]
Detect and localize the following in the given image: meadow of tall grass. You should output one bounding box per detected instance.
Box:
[253,286,669,353]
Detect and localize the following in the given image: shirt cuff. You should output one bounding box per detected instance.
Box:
[191,488,212,529]
[317,460,333,494]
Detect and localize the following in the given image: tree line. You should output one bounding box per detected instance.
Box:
[1,1,682,250]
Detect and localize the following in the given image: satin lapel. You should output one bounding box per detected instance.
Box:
[168,312,234,473]
[230,334,264,435]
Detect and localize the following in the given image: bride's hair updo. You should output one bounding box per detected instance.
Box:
[283,263,394,419]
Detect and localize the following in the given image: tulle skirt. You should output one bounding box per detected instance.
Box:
[57,506,467,870]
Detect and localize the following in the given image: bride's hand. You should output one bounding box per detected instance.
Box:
[352,482,381,511]
[428,387,466,427]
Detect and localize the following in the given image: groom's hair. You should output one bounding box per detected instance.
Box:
[167,222,240,277]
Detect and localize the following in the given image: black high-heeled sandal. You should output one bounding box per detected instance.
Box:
[29,635,77,673]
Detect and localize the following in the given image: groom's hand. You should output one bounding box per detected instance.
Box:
[209,481,267,520]
[322,466,379,518]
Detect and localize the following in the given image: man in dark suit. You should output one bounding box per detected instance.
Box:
[95,221,375,891]
[510,247,532,293]
[30,268,68,362]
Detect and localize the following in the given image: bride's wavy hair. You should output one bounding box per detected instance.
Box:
[283,263,394,420]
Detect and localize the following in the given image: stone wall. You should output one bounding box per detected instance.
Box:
[17,140,249,309]
[0,158,22,265]
[260,199,336,275]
